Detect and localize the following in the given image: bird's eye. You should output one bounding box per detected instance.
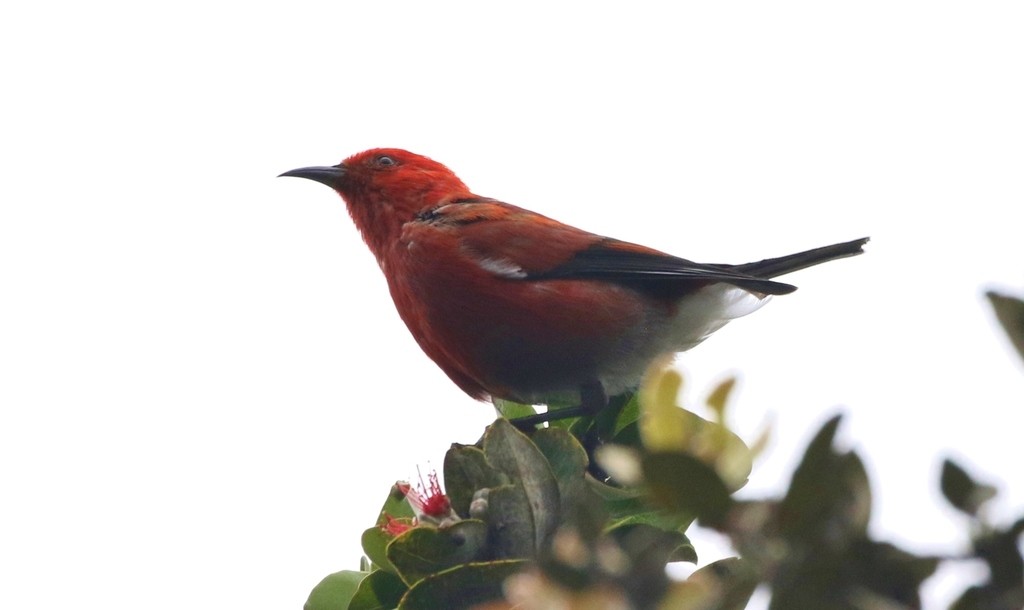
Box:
[375,155,396,167]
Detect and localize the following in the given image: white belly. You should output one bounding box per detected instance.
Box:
[596,284,771,396]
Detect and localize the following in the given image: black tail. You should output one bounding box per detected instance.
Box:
[731,237,869,279]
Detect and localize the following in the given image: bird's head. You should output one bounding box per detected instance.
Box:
[281,148,473,256]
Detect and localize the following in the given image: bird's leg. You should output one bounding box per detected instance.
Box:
[578,381,609,418]
[507,402,592,430]
[577,382,615,480]
[509,381,609,431]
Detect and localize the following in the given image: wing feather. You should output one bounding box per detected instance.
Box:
[418,200,797,295]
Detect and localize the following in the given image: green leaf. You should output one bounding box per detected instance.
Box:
[610,421,642,449]
[680,408,753,492]
[492,398,537,420]
[847,540,939,609]
[584,392,634,444]
[941,458,998,517]
[398,560,527,610]
[483,419,560,550]
[685,557,758,610]
[531,428,588,480]
[589,473,696,560]
[987,291,1024,364]
[950,586,1021,610]
[547,415,581,430]
[972,517,1024,590]
[611,522,696,569]
[768,538,938,610]
[374,483,416,523]
[385,520,489,585]
[612,391,641,436]
[705,378,737,422]
[362,527,401,575]
[443,444,505,518]
[606,510,696,562]
[669,538,699,564]
[636,370,752,491]
[601,494,658,522]
[778,414,870,543]
[348,570,407,610]
[639,367,687,451]
[530,427,590,517]
[545,414,589,438]
[304,570,368,610]
[608,524,686,607]
[484,484,540,559]
[602,494,684,527]
[642,451,733,526]
[588,476,658,522]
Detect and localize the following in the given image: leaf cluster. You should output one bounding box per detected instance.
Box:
[305,377,732,610]
[304,290,1024,609]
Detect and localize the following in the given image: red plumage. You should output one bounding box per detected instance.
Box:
[281,149,866,413]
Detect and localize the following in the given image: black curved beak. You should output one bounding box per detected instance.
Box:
[278,165,346,189]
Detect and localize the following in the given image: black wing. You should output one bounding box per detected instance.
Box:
[528,240,798,295]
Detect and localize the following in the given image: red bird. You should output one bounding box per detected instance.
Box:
[281,149,866,423]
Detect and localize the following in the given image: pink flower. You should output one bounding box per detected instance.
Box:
[381,514,413,537]
[397,468,458,525]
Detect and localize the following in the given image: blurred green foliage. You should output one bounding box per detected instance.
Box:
[304,291,1024,609]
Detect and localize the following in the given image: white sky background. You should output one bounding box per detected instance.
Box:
[2,2,1023,608]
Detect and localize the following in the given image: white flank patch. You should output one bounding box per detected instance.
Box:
[597,284,772,397]
[669,284,771,350]
[476,257,527,279]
